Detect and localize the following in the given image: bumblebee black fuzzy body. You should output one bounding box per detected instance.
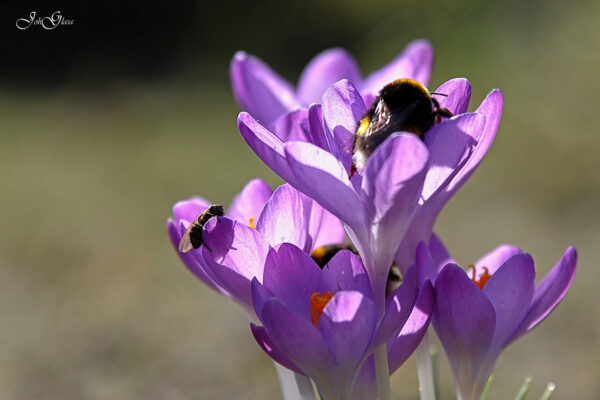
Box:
[351,78,453,174]
[178,204,225,253]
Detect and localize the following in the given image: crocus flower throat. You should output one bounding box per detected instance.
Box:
[468,264,491,289]
[310,291,335,326]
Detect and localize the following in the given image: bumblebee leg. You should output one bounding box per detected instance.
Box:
[349,164,357,178]
[438,107,453,118]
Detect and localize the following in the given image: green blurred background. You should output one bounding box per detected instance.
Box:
[0,0,598,399]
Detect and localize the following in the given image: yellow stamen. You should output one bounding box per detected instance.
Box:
[468,264,491,290]
[310,291,334,327]
[249,216,256,229]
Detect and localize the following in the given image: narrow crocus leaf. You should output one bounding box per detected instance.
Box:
[514,376,532,400]
[480,374,494,400]
[539,383,556,400]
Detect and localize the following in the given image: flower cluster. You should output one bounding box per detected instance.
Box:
[167,40,577,400]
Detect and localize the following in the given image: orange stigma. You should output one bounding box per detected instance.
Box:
[468,264,491,289]
[249,217,256,229]
[310,291,334,327]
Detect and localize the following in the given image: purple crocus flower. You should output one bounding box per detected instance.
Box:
[237,77,501,315]
[230,39,433,126]
[166,179,346,313]
[250,243,433,399]
[416,239,577,400]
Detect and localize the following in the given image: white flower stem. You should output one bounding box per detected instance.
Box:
[273,362,316,400]
[415,331,436,400]
[374,344,391,400]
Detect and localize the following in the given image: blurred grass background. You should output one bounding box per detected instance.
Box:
[0,0,598,399]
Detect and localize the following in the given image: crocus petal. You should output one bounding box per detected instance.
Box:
[319,291,377,397]
[284,141,367,230]
[360,39,434,95]
[262,244,321,318]
[388,280,434,372]
[481,253,536,351]
[308,204,347,251]
[433,78,472,115]
[256,184,308,251]
[433,264,496,400]
[201,218,269,307]
[361,133,428,221]
[416,241,438,286]
[421,113,482,201]
[444,89,504,196]
[172,197,210,223]
[259,299,334,385]
[251,278,274,317]
[307,103,331,151]
[230,51,300,124]
[428,233,453,271]
[317,250,372,297]
[474,244,523,277]
[227,179,273,224]
[507,246,577,344]
[238,112,296,183]
[298,186,347,251]
[321,79,367,170]
[270,109,311,142]
[250,323,305,375]
[297,48,362,104]
[372,265,418,347]
[360,134,428,307]
[166,219,227,295]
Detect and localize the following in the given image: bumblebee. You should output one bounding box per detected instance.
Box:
[351,78,453,174]
[178,204,224,253]
[311,243,402,295]
[311,243,358,267]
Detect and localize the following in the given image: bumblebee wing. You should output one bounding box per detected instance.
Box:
[362,101,419,150]
[178,223,195,253]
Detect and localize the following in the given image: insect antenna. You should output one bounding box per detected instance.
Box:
[430,92,448,97]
